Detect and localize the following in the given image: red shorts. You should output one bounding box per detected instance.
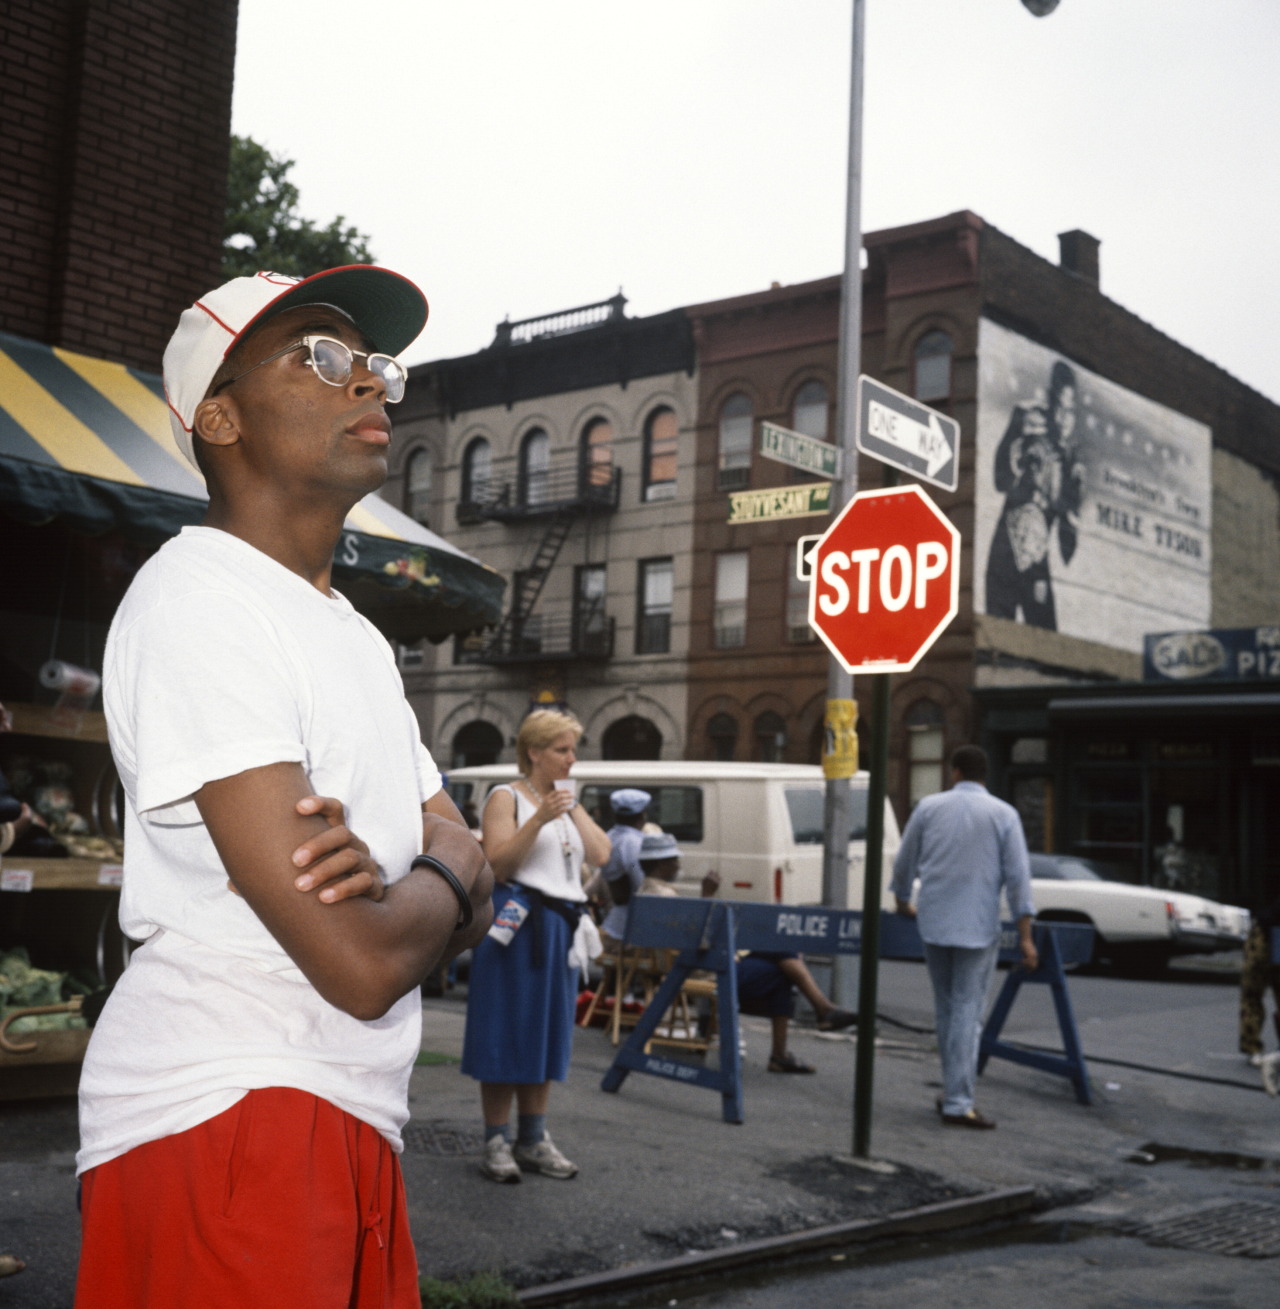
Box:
[75,1087,419,1309]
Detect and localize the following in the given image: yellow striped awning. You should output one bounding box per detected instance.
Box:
[0,329,503,640]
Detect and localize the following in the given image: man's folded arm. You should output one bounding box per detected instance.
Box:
[196,761,492,1020]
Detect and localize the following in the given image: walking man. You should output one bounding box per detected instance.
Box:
[74,267,494,1307]
[891,744,1036,1129]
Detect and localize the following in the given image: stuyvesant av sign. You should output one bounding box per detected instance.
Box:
[1143,626,1280,681]
[726,480,832,524]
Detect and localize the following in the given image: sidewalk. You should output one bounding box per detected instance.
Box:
[402,961,1275,1291]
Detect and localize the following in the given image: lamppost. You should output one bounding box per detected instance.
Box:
[827,0,1062,1156]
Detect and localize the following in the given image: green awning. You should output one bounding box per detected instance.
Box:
[0,329,503,641]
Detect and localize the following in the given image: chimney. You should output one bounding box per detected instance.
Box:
[1058,230,1100,287]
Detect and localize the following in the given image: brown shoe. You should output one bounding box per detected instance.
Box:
[941,1108,996,1129]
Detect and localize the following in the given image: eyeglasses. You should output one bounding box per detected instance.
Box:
[213,335,408,403]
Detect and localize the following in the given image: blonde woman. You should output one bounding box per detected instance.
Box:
[461,709,611,1183]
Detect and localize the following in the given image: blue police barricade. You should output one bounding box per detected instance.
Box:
[975,921,1095,1106]
[600,898,1094,1121]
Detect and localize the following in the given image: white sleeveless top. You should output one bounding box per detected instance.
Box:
[488,782,587,903]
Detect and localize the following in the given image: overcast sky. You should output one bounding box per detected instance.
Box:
[231,1,1280,403]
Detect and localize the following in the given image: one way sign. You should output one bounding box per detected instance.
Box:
[856,375,960,492]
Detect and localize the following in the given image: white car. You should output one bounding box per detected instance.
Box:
[1029,853,1250,968]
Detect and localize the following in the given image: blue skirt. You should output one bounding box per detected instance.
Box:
[461,883,578,1084]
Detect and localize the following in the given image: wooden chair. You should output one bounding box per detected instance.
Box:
[580,944,716,1054]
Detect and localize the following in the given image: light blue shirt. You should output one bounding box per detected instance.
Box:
[891,781,1034,948]
[600,823,645,940]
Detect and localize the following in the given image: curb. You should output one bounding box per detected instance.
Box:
[515,1184,1040,1306]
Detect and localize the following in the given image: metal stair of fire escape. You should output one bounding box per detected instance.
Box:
[484,507,576,658]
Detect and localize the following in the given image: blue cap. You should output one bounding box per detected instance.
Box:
[610,788,652,815]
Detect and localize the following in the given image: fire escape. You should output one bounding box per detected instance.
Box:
[454,296,633,665]
[457,450,620,665]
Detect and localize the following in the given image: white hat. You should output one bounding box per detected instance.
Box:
[639,831,680,862]
[162,265,428,469]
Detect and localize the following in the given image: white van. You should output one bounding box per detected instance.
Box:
[443,761,901,910]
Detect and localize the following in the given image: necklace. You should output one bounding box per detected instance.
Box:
[521,778,577,879]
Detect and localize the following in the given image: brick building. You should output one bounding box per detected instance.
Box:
[391,209,1280,908]
[0,0,238,370]
[385,298,698,764]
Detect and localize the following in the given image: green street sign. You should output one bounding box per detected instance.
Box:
[727,480,832,525]
[759,420,843,479]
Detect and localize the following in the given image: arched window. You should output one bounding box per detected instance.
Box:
[462,437,491,504]
[707,713,739,762]
[580,417,614,490]
[913,330,954,405]
[792,381,829,441]
[451,720,503,769]
[718,393,753,490]
[905,699,946,808]
[404,447,432,525]
[754,711,787,763]
[602,715,662,761]
[643,406,678,502]
[520,428,550,506]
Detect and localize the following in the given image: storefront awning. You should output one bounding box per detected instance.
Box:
[1048,692,1280,720]
[0,330,503,642]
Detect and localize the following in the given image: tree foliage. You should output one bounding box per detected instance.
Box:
[222,135,374,280]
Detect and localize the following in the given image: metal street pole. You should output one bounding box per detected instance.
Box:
[821,0,866,1012]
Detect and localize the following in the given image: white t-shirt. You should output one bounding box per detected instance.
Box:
[77,527,442,1176]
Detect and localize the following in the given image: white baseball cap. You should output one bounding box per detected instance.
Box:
[162,265,428,470]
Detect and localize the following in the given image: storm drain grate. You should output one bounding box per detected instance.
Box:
[1122,1200,1280,1258]
[401,1122,483,1156]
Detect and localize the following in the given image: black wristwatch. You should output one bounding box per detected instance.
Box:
[411,855,474,930]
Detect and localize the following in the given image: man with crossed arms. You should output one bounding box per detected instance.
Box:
[74,266,493,1307]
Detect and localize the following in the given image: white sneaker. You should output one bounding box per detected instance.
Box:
[479,1135,522,1183]
[1261,1052,1280,1098]
[1247,1052,1265,1068]
[512,1132,579,1179]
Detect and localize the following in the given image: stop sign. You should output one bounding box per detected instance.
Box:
[808,484,959,673]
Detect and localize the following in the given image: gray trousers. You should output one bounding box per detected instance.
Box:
[923,940,1000,1116]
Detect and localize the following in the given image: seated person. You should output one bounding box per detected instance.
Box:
[636,832,856,1073]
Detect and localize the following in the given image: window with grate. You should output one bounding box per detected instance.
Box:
[706,713,739,762]
[913,330,954,406]
[906,700,946,809]
[574,563,608,654]
[754,711,787,763]
[788,380,830,483]
[792,380,829,440]
[714,552,748,648]
[636,557,673,654]
[404,448,432,525]
[643,407,678,502]
[397,641,425,670]
[462,437,491,504]
[520,428,550,506]
[580,417,614,490]
[786,551,816,643]
[718,393,753,490]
